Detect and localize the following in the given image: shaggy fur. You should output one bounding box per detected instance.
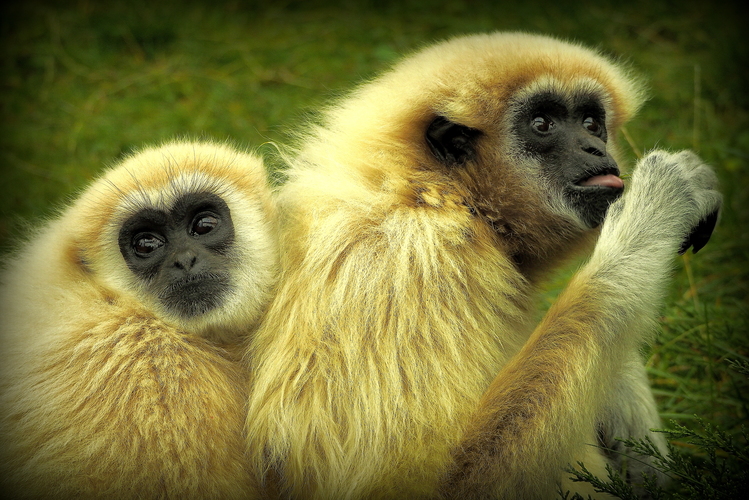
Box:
[244,32,721,498]
[0,141,278,498]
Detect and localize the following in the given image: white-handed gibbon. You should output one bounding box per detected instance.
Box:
[0,141,278,498]
[244,32,721,498]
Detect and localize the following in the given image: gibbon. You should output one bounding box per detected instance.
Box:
[0,141,278,498]
[244,32,722,498]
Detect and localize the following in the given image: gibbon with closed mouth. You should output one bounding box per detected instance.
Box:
[0,141,278,498]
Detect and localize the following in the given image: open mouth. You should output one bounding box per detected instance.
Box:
[565,167,625,228]
[574,168,624,190]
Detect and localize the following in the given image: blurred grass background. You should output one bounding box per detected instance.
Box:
[1,0,747,489]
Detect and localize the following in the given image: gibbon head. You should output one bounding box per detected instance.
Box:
[68,141,278,343]
[420,33,644,229]
[302,32,645,267]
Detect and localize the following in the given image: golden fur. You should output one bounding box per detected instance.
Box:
[244,32,720,498]
[0,141,278,498]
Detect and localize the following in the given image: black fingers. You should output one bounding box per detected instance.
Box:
[678,209,720,255]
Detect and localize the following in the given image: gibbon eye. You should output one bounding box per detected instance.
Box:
[191,213,219,236]
[133,233,165,257]
[531,116,553,133]
[583,116,601,134]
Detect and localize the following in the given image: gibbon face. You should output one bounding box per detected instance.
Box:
[509,89,622,227]
[118,192,236,319]
[77,141,278,342]
[426,89,622,229]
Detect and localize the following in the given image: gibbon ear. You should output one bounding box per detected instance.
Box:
[425,116,481,166]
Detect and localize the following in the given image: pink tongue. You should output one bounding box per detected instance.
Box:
[579,174,624,189]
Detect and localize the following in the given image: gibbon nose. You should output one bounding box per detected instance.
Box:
[173,251,198,271]
[580,136,607,157]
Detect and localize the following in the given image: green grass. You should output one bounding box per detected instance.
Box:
[1,0,747,496]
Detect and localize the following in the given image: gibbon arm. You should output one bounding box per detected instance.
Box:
[441,150,722,498]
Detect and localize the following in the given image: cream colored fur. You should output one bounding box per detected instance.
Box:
[244,32,721,499]
[0,141,278,498]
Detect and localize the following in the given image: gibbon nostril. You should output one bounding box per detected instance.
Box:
[174,253,197,270]
[583,146,605,157]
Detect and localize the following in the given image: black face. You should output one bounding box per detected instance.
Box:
[425,91,622,229]
[118,192,235,318]
[514,91,623,228]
